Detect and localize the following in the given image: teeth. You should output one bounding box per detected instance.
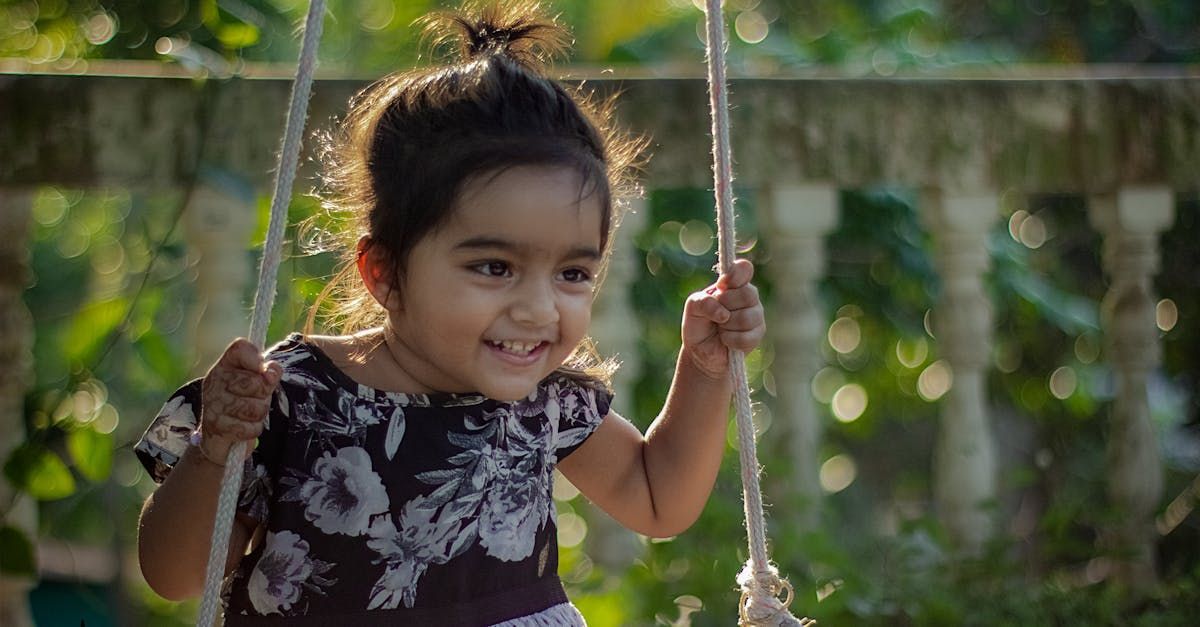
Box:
[494,340,539,355]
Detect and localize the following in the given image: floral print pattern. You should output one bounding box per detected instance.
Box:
[247,530,336,615]
[134,334,610,624]
[285,446,390,536]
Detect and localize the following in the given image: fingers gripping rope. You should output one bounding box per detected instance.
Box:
[195,2,326,625]
[701,1,812,625]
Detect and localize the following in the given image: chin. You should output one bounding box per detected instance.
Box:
[479,378,546,403]
[484,387,538,403]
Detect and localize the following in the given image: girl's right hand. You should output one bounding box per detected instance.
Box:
[197,338,283,465]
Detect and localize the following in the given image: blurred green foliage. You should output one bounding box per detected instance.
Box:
[3,0,1199,75]
[4,0,1199,625]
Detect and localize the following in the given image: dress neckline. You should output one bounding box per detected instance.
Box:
[280,332,491,407]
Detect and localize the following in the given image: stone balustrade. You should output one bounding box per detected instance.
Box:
[2,65,1196,615]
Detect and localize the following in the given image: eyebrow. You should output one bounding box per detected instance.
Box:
[453,236,602,261]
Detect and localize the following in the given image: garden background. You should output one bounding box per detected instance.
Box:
[1,1,1198,625]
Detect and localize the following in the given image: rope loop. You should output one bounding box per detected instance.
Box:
[737,563,793,624]
[738,580,795,624]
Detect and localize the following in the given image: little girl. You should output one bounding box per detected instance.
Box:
[135,2,765,624]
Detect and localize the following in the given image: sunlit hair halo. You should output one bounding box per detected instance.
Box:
[306,1,647,387]
[419,0,572,69]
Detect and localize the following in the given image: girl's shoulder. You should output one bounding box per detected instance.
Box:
[269,331,355,365]
[266,331,372,385]
[257,332,372,403]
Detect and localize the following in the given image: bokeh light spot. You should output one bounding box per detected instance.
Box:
[55,221,91,258]
[645,250,663,276]
[1008,209,1029,242]
[90,236,127,276]
[895,337,928,369]
[735,11,768,44]
[1156,298,1178,332]
[1049,366,1077,400]
[906,27,939,57]
[85,12,117,45]
[10,25,38,52]
[1074,334,1100,364]
[72,390,98,422]
[358,0,396,32]
[752,403,773,435]
[556,511,588,548]
[679,219,714,256]
[1018,213,1047,248]
[820,454,857,493]
[33,187,70,227]
[917,360,953,401]
[832,384,868,423]
[553,471,579,501]
[837,304,863,318]
[811,367,845,404]
[993,342,1021,373]
[762,369,776,397]
[871,47,899,75]
[94,404,119,434]
[828,317,861,354]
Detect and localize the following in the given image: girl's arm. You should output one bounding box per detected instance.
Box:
[137,447,257,600]
[558,259,764,538]
[137,338,281,599]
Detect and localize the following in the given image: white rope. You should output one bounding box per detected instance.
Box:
[195,2,326,625]
[701,1,810,625]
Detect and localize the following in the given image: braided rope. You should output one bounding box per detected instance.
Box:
[195,2,326,624]
[701,1,809,625]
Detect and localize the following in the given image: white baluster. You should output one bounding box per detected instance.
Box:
[579,196,648,570]
[185,172,256,372]
[1089,187,1174,587]
[763,183,838,528]
[921,189,998,553]
[0,189,37,627]
[592,197,648,416]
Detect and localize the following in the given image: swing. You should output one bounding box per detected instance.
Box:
[194,1,811,625]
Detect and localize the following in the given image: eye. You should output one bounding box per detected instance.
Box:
[471,261,511,277]
[560,267,592,283]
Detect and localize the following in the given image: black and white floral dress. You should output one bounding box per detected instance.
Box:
[135,333,611,626]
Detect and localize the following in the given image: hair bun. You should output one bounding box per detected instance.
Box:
[420,1,570,70]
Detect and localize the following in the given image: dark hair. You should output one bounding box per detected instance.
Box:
[307,1,646,387]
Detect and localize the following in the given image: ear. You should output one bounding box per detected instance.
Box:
[356,236,403,311]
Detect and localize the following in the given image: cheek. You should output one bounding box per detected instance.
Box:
[561,294,593,337]
[401,291,486,343]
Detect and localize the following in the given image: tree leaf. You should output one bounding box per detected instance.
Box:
[0,525,36,576]
[135,328,186,386]
[67,426,114,483]
[61,296,128,366]
[217,22,260,50]
[3,442,77,499]
[3,443,77,500]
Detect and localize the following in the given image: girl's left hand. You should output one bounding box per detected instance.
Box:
[681,258,765,379]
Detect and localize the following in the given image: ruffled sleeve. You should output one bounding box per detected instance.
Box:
[134,378,286,525]
[550,377,613,461]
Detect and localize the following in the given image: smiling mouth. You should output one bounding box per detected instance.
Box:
[486,340,548,357]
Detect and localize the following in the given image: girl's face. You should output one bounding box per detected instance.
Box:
[377,165,604,401]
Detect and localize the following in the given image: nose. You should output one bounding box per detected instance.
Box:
[510,278,560,327]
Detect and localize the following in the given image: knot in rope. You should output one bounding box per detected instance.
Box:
[737,563,812,627]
